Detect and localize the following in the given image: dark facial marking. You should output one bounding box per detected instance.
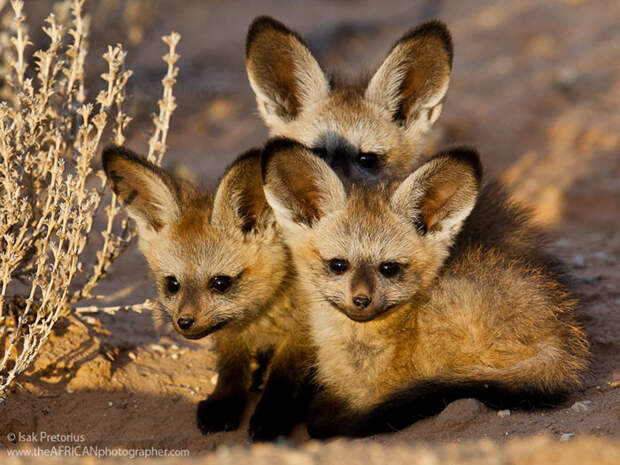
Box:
[311,146,328,159]
[125,188,138,206]
[350,263,376,295]
[309,131,387,182]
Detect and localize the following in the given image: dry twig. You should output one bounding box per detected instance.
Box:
[0,0,181,400]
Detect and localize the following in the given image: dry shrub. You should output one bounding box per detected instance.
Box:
[0,0,180,400]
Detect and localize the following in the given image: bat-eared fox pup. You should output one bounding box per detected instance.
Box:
[246,16,452,182]
[262,139,590,438]
[246,16,564,272]
[103,146,313,441]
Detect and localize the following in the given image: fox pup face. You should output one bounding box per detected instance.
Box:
[262,140,481,322]
[246,17,453,181]
[103,147,288,339]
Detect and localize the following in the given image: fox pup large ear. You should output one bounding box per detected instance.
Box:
[212,149,269,233]
[246,16,329,129]
[365,20,452,135]
[262,138,346,233]
[391,147,481,245]
[103,146,181,234]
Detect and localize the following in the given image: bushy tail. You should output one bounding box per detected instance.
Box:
[354,378,568,436]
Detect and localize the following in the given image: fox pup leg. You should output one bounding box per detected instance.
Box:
[197,351,250,434]
[306,388,432,438]
[306,388,360,438]
[249,344,313,441]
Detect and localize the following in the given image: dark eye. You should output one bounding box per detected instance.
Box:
[379,262,401,277]
[312,146,328,159]
[165,276,180,294]
[328,258,349,274]
[357,152,379,171]
[209,275,232,294]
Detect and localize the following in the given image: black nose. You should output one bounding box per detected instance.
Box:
[177,317,194,330]
[352,295,371,309]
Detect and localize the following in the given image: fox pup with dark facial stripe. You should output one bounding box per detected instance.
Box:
[262,140,589,437]
[103,146,312,441]
[246,16,452,182]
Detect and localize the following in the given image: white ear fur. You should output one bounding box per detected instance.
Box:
[127,178,180,236]
[391,151,480,248]
[103,147,180,237]
[211,150,267,233]
[263,185,306,237]
[365,21,452,134]
[246,17,329,130]
[262,141,347,235]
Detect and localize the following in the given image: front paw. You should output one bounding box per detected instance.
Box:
[196,395,245,434]
[306,411,334,439]
[307,395,356,438]
[249,406,295,442]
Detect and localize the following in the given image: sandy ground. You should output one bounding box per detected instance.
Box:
[1,0,619,462]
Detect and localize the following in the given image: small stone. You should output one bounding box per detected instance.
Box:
[571,400,593,412]
[170,353,179,360]
[128,352,137,361]
[560,433,575,442]
[555,68,579,88]
[211,374,219,385]
[572,254,585,267]
[497,409,511,418]
[149,344,165,354]
[67,389,74,394]
[171,344,179,350]
[434,399,489,427]
[108,401,113,407]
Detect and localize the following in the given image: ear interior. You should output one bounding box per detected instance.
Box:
[212,149,268,233]
[419,170,472,233]
[246,16,329,124]
[392,148,481,238]
[103,145,180,232]
[262,138,346,228]
[365,20,452,128]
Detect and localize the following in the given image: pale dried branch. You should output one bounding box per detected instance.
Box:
[147,31,180,164]
[74,298,158,315]
[0,0,181,401]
